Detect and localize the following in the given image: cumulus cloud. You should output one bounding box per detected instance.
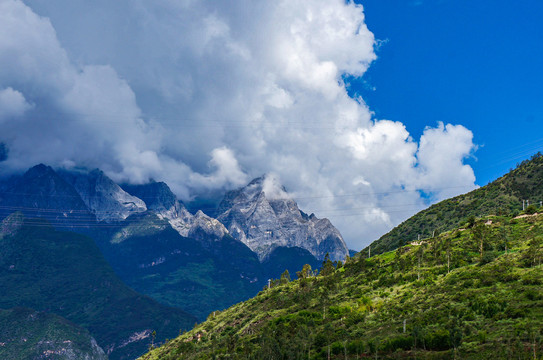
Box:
[0,0,477,248]
[0,87,31,121]
[189,147,248,191]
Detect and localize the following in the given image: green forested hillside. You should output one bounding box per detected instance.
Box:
[141,211,543,359]
[364,153,543,256]
[0,307,107,360]
[0,215,196,360]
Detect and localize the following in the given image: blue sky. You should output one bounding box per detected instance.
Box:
[352,0,543,185]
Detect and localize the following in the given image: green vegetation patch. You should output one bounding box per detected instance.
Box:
[141,213,543,359]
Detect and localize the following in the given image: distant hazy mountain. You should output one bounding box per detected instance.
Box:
[0,164,95,229]
[59,169,147,222]
[217,176,349,261]
[97,211,264,321]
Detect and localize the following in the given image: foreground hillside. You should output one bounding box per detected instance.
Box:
[142,211,543,359]
[366,153,543,256]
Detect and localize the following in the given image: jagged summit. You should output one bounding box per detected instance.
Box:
[0,164,349,262]
[217,174,349,261]
[121,179,229,242]
[121,181,178,212]
[59,168,147,222]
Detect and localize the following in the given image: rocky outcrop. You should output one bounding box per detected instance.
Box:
[59,169,147,222]
[121,182,229,243]
[217,176,349,261]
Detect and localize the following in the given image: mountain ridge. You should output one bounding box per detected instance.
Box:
[362,152,543,257]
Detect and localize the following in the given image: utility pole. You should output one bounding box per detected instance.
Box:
[368,245,371,258]
[523,200,526,211]
[268,279,271,290]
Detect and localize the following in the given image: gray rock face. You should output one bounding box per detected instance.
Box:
[217,176,349,261]
[59,169,147,222]
[121,182,229,243]
[121,182,177,213]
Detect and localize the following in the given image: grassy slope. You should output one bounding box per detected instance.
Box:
[0,219,196,360]
[363,153,543,257]
[141,212,543,359]
[0,307,107,360]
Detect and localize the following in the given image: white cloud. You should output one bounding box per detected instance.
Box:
[0,0,478,249]
[262,173,290,201]
[416,122,477,199]
[0,87,32,121]
[189,147,248,192]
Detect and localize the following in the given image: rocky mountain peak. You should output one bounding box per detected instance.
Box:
[121,181,177,212]
[59,168,147,222]
[217,175,349,261]
[24,163,55,178]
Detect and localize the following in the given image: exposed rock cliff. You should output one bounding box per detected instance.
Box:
[217,175,348,261]
[59,169,147,222]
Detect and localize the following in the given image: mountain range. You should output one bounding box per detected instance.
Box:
[0,307,107,360]
[0,163,347,359]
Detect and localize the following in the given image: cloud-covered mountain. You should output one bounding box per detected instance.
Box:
[0,0,478,249]
[59,168,147,222]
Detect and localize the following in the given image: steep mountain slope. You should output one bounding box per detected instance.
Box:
[217,176,348,261]
[142,212,543,360]
[0,214,196,360]
[365,152,543,256]
[99,212,264,321]
[0,307,107,360]
[59,169,147,222]
[120,182,228,242]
